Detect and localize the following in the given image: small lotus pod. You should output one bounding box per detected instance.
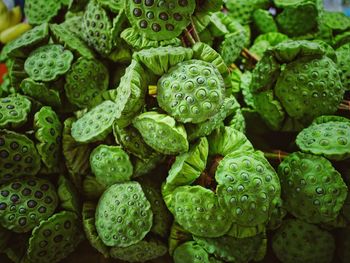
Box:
[133,111,189,155]
[64,57,109,109]
[33,106,62,169]
[272,219,335,263]
[0,94,31,129]
[57,175,80,214]
[336,43,350,90]
[0,130,41,181]
[110,238,168,262]
[20,78,62,108]
[0,177,58,233]
[278,152,348,223]
[158,59,225,124]
[25,211,83,263]
[90,145,133,187]
[24,44,74,82]
[24,0,62,25]
[220,31,247,65]
[50,23,95,59]
[193,234,264,263]
[134,46,193,76]
[82,175,106,200]
[225,0,270,24]
[173,241,211,263]
[71,100,121,143]
[82,202,110,257]
[216,151,281,227]
[95,181,153,247]
[124,0,195,41]
[253,9,278,34]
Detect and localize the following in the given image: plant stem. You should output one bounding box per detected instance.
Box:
[264,150,289,162]
[241,48,260,64]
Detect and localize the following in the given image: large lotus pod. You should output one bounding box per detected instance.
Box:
[95,182,153,247]
[112,60,147,128]
[0,130,41,181]
[33,106,62,169]
[0,94,31,129]
[272,219,335,263]
[133,111,189,155]
[64,57,109,109]
[158,59,225,124]
[82,202,110,257]
[50,23,95,59]
[24,44,74,82]
[57,175,80,214]
[110,238,168,262]
[296,118,350,161]
[193,234,264,263]
[173,241,211,263]
[225,0,270,24]
[253,9,278,34]
[208,126,254,157]
[278,152,348,223]
[90,145,133,187]
[71,100,120,143]
[24,0,61,25]
[0,177,58,233]
[25,211,83,263]
[216,150,281,227]
[113,124,155,161]
[219,31,247,65]
[0,23,49,60]
[172,185,231,237]
[82,175,106,200]
[336,43,350,90]
[134,46,193,76]
[124,0,195,41]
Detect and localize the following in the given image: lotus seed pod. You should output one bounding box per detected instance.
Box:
[24,44,74,82]
[278,152,348,223]
[249,32,289,58]
[34,106,62,170]
[216,151,281,227]
[7,57,27,90]
[225,0,270,24]
[220,31,247,65]
[125,0,196,41]
[0,130,41,181]
[336,43,350,90]
[0,177,58,233]
[24,0,62,25]
[133,111,189,155]
[95,181,153,247]
[253,9,278,34]
[296,119,350,161]
[173,241,211,263]
[64,57,109,109]
[57,175,80,214]
[71,100,121,143]
[272,219,335,263]
[25,211,83,263]
[90,145,133,187]
[110,238,168,262]
[0,94,31,129]
[323,11,350,32]
[158,59,225,124]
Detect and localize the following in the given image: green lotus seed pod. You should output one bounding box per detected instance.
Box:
[173,241,210,263]
[253,9,278,34]
[250,32,289,58]
[64,57,109,109]
[95,182,153,247]
[110,238,168,262]
[24,0,62,25]
[323,11,350,32]
[71,100,121,143]
[272,219,335,263]
[0,94,31,129]
[57,175,80,214]
[82,175,106,200]
[7,57,26,90]
[34,106,62,169]
[278,152,348,223]
[133,111,189,155]
[0,177,58,233]
[158,59,225,124]
[225,0,269,24]
[60,14,85,37]
[90,145,133,187]
[336,43,350,90]
[26,211,83,263]
[0,130,41,181]
[125,0,196,41]
[24,44,74,82]
[220,31,247,65]
[296,119,350,161]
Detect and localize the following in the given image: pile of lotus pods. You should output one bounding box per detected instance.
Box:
[0,0,350,262]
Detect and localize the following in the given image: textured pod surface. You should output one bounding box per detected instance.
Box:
[158,59,225,124]
[220,31,246,65]
[272,219,335,263]
[278,152,348,223]
[26,211,83,263]
[0,177,58,233]
[0,130,41,181]
[336,43,350,90]
[71,100,120,143]
[0,94,31,129]
[125,0,196,41]
[24,0,61,25]
[173,241,210,263]
[95,182,153,247]
[24,44,74,82]
[90,145,133,186]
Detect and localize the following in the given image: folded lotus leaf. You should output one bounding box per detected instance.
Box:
[57,175,81,214]
[25,0,62,25]
[0,94,31,129]
[253,9,278,34]
[173,241,210,263]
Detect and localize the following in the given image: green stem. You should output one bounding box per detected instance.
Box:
[264,151,289,161]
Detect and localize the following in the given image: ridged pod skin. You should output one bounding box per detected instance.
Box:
[173,241,211,263]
